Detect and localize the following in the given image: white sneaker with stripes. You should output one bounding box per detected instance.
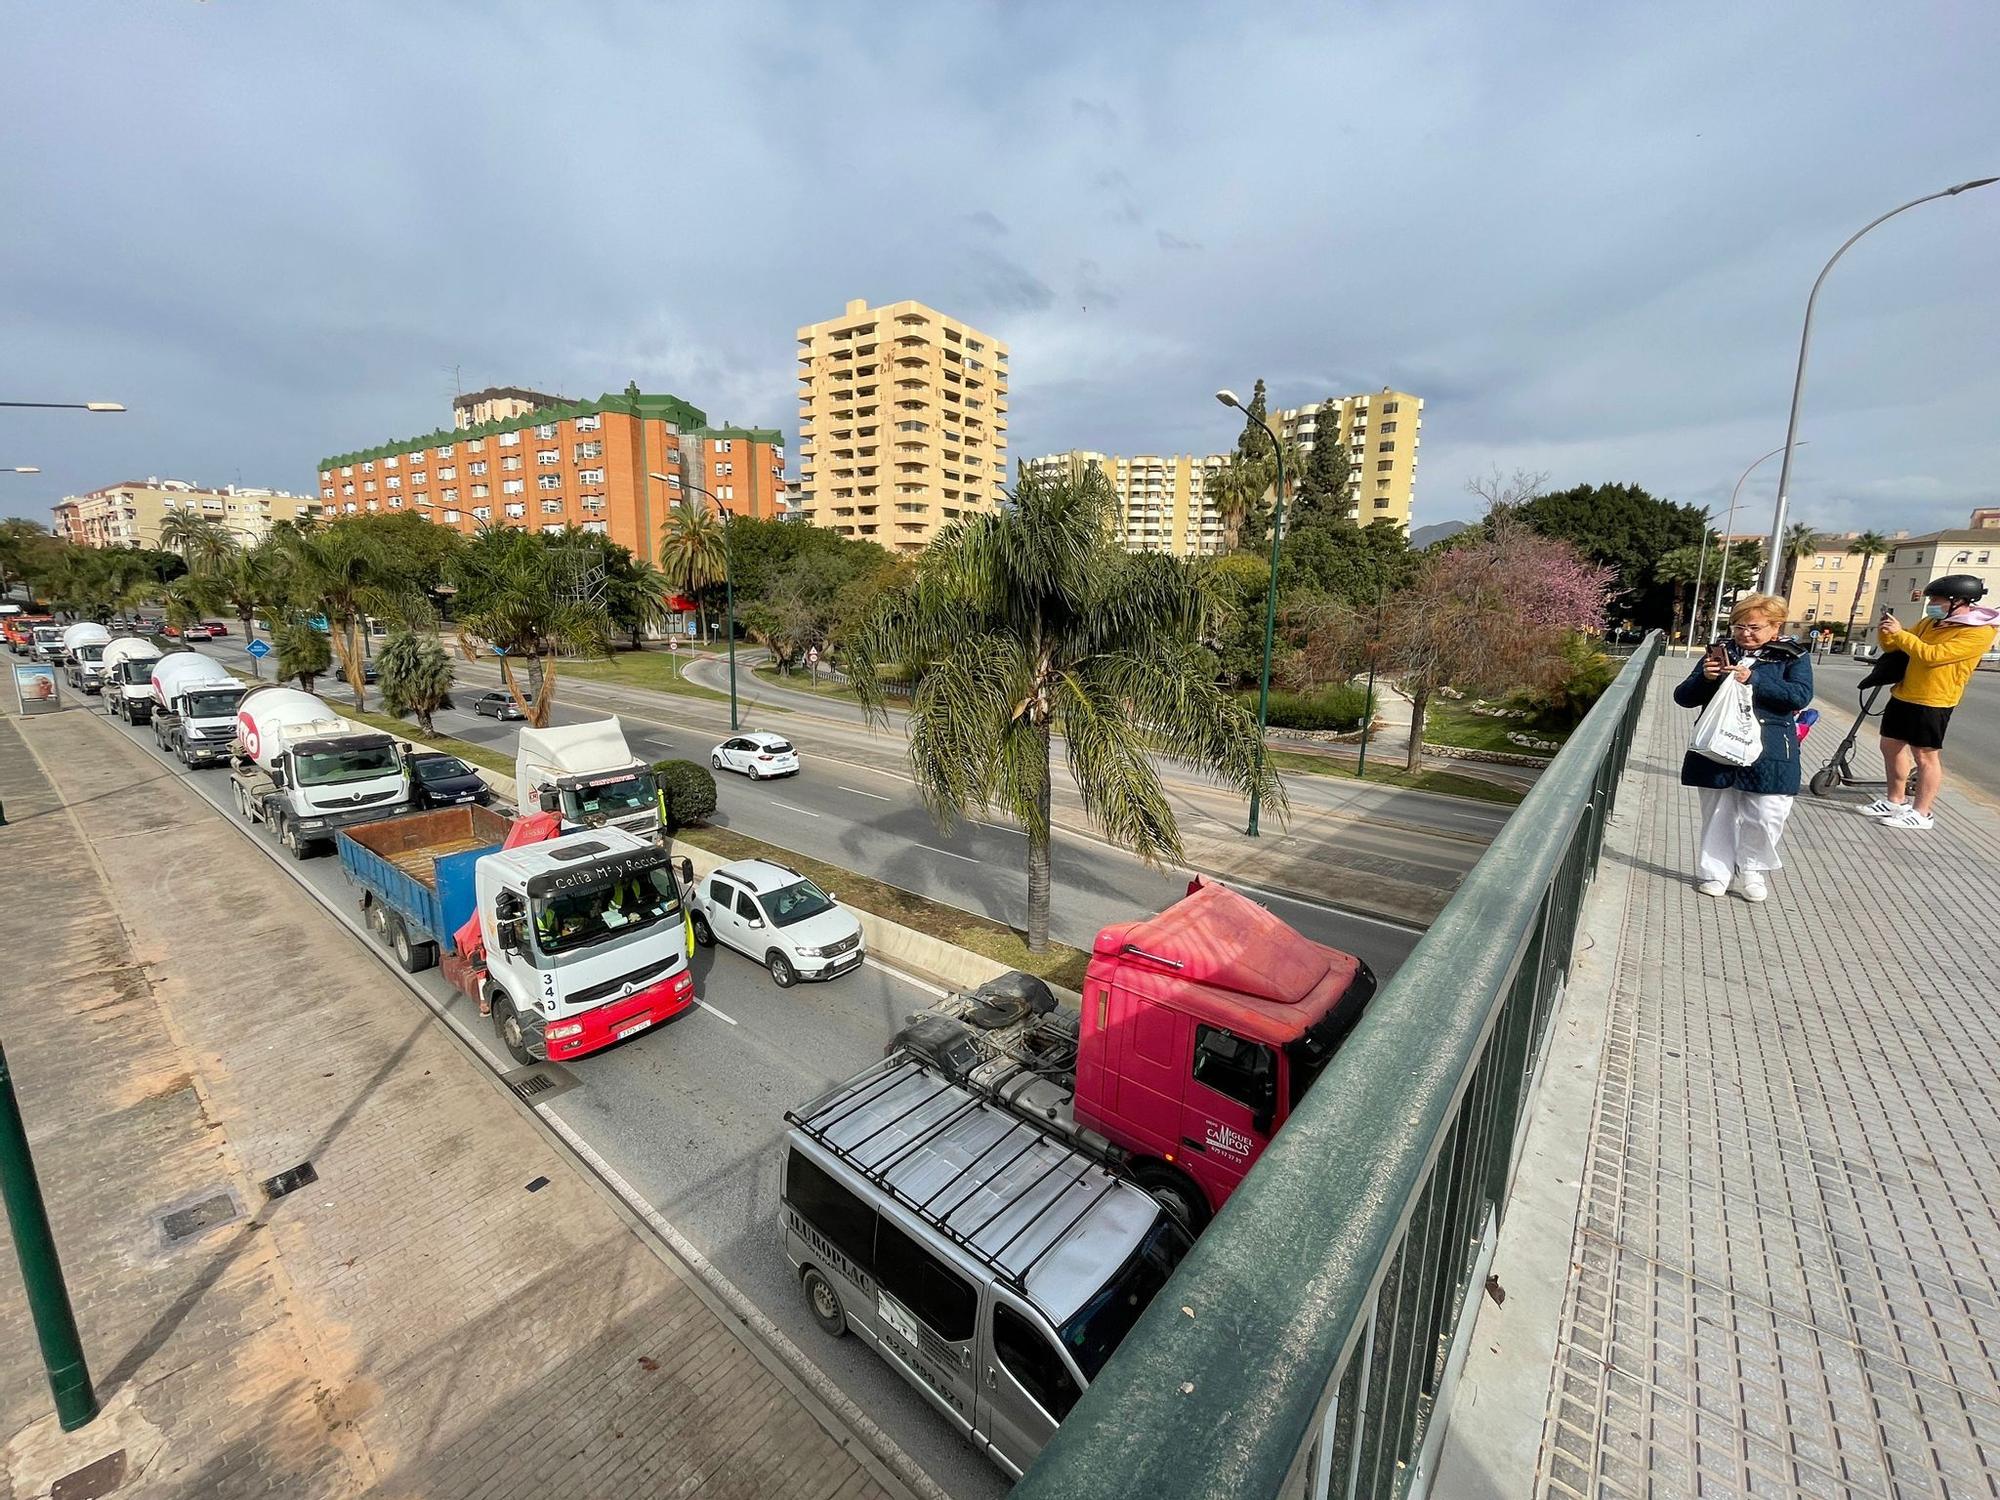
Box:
[1857,798,1903,818]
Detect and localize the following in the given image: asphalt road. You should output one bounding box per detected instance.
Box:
[94,690,1013,1500]
[202,634,1430,979]
[1810,654,2000,805]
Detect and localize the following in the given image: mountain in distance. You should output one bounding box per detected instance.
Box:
[1409,519,1473,549]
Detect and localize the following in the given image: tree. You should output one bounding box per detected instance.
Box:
[1382,518,1614,770]
[157,512,236,573]
[274,616,332,694]
[1780,521,1820,603]
[449,527,612,726]
[846,463,1281,952]
[1292,399,1354,526]
[1502,480,1706,629]
[159,576,219,641]
[376,629,455,734]
[213,546,282,649]
[0,520,60,603]
[1842,530,1892,641]
[602,548,677,650]
[271,520,431,709]
[658,501,728,641]
[742,558,827,672]
[1653,544,1708,643]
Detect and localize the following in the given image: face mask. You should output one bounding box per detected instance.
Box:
[1924,604,1948,619]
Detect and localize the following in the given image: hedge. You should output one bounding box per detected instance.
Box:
[653,759,717,830]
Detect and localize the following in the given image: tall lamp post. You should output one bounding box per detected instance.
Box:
[1710,442,1804,640]
[651,473,739,732]
[1760,177,1996,593]
[0,401,124,412]
[1215,388,1285,838]
[2,466,43,474]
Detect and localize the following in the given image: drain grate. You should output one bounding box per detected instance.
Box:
[500,1062,579,1106]
[262,1161,317,1200]
[52,1450,126,1500]
[158,1191,241,1245]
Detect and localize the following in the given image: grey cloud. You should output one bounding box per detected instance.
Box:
[1071,97,1119,129]
[1156,229,1201,253]
[964,210,1008,237]
[967,251,1056,314]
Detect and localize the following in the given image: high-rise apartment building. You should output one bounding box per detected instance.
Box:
[52,479,317,549]
[794,298,1008,553]
[452,385,569,431]
[318,385,786,567]
[1022,451,1228,557]
[1274,388,1423,530]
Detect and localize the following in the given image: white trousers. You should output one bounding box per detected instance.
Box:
[1696,787,1794,883]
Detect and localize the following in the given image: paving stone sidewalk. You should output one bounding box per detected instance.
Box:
[1527,669,2000,1497]
[0,702,901,1500]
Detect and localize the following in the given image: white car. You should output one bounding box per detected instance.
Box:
[711,731,800,780]
[689,858,864,987]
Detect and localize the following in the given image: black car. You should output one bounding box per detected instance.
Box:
[472,690,524,720]
[406,752,490,809]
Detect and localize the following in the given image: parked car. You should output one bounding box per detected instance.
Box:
[472,690,524,721]
[405,751,490,809]
[161,624,183,639]
[203,620,231,637]
[689,858,863,987]
[711,731,801,780]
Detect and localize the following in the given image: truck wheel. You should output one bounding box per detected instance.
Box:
[279,817,309,862]
[802,1268,847,1338]
[767,951,797,988]
[366,902,390,940]
[392,921,436,974]
[691,912,714,948]
[493,996,537,1066]
[1132,1162,1211,1234]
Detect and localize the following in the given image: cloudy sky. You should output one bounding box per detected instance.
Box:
[4,2,1994,538]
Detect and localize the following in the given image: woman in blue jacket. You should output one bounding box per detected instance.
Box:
[1672,594,1814,903]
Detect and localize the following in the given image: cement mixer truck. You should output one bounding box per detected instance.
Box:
[102,638,163,722]
[60,623,113,693]
[151,652,246,766]
[228,685,411,859]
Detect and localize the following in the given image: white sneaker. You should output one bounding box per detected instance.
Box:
[1736,871,1768,902]
[1696,879,1727,897]
[1857,798,1903,818]
[1882,807,1935,830]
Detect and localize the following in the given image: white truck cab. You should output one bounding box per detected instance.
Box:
[515,718,661,840]
[30,624,65,663]
[477,828,696,1063]
[61,623,112,692]
[151,652,245,766]
[230,686,410,857]
[101,638,163,721]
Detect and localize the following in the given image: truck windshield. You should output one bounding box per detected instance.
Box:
[532,866,682,956]
[1056,1214,1193,1383]
[184,689,243,720]
[562,772,656,823]
[118,661,156,685]
[294,744,400,786]
[79,645,106,662]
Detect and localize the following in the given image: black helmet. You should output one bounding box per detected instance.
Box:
[1922,573,1988,605]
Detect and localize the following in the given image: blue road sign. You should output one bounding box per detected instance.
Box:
[245,638,271,659]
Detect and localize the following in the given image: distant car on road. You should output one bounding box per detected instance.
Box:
[203,620,230,637]
[405,751,490,809]
[472,690,525,721]
[689,858,864,988]
[711,731,800,780]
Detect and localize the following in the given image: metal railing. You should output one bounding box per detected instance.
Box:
[1015,632,1662,1500]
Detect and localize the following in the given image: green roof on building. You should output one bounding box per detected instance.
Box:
[317,388,711,471]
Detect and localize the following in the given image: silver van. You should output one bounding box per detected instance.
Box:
[783,1056,1193,1479]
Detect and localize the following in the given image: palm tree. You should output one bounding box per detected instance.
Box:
[271,524,430,708]
[448,528,613,725]
[845,464,1282,952]
[1842,530,1892,642]
[158,576,219,641]
[273,616,332,694]
[1653,544,1707,644]
[1779,522,1820,604]
[214,546,282,651]
[658,500,728,641]
[157,512,235,572]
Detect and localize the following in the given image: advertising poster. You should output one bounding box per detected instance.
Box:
[14,663,61,715]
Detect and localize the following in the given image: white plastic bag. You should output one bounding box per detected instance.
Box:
[1690,671,1762,767]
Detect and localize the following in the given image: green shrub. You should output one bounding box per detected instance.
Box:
[1261,684,1375,732]
[653,759,717,830]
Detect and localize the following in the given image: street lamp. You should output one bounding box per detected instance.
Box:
[1215,388,1285,838]
[0,401,124,412]
[1760,176,1997,593]
[1711,442,1806,639]
[651,473,739,731]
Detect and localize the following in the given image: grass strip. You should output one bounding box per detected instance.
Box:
[560,649,741,706]
[675,824,1090,991]
[1420,700,1566,758]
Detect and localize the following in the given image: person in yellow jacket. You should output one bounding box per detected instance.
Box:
[1860,573,1998,831]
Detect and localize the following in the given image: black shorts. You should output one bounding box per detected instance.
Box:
[1881,697,1953,750]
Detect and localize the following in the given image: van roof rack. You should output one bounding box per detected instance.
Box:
[786,1058,1127,1303]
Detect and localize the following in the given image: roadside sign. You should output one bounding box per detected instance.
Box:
[245,639,271,660]
[807,647,819,665]
[668,639,679,653]
[685,620,698,638]
[13,663,60,715]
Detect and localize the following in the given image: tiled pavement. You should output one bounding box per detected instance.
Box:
[0,701,902,1500]
[1530,669,2000,1497]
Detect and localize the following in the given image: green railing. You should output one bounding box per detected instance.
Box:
[1015,633,1662,1500]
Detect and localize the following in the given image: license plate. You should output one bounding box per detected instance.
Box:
[615,1015,654,1040]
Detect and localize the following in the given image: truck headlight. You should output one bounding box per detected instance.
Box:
[547,1022,583,1041]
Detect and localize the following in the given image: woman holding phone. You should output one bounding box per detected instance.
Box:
[1671,594,1813,902]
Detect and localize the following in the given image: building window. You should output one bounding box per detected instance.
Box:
[716,461,734,476]
[443,487,459,503]
[437,444,454,459]
[715,438,733,453]
[438,466,457,481]
[321,487,334,500]
[341,466,353,477]
[498,431,521,447]
[471,484,489,498]
[383,455,399,469]
[538,475,562,491]
[504,502,525,518]
[388,496,403,509]
[537,449,559,466]
[467,438,484,452]
[408,469,426,485]
[412,491,429,506]
[1378,441,1395,452]
[575,415,601,432]
[501,455,522,471]
[472,506,491,521]
[577,467,606,486]
[469,461,488,476]
[536,423,557,439]
[541,523,565,535]
[444,509,461,524]
[582,519,607,534]
[363,481,376,493]
[1380,421,1397,434]
[719,485,735,500]
[502,479,525,495]
[1381,401,1400,414]
[386,475,401,489]
[574,441,604,462]
[362,461,374,473]
[541,499,563,515]
[1376,460,1394,472]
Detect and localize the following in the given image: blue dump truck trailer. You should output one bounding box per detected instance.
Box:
[338,805,512,974]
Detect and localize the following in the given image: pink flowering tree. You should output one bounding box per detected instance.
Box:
[1381,518,1614,769]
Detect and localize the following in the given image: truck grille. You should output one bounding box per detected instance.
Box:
[569,954,681,1008]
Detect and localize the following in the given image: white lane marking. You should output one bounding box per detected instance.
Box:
[865,958,949,998]
[695,998,739,1025]
[768,800,820,818]
[1226,875,1428,934]
[839,786,892,801]
[915,843,977,863]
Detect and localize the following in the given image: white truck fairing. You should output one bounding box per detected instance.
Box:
[515,718,660,839]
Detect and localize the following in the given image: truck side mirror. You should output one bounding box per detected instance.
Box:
[496,919,523,955]
[495,890,523,922]
[537,788,561,814]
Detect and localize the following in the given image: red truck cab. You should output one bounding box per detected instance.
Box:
[1074,879,1375,1227]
